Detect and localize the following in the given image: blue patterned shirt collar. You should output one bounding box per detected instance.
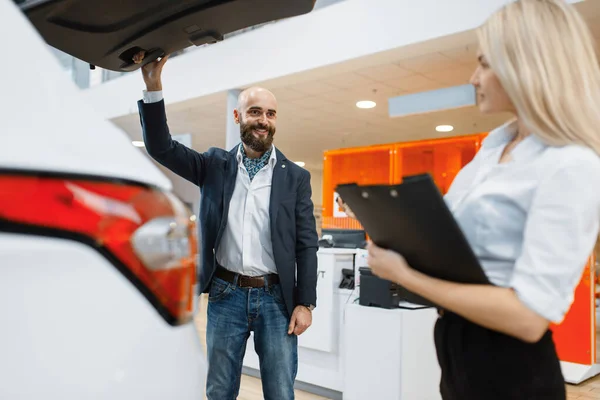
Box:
[237,144,277,181]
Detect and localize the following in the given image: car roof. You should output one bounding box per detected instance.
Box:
[1,0,172,190]
[19,0,315,72]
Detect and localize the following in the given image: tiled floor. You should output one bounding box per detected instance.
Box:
[568,378,600,399]
[194,295,600,399]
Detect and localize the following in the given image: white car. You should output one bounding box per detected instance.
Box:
[0,1,207,398]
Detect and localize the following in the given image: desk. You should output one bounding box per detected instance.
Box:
[343,303,442,400]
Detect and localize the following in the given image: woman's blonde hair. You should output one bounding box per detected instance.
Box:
[476,0,600,154]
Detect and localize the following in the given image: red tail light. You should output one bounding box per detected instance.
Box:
[0,173,197,326]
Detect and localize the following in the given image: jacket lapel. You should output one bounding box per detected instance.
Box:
[269,148,288,231]
[215,146,239,249]
[222,145,239,210]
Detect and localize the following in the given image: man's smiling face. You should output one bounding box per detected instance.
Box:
[234,87,278,154]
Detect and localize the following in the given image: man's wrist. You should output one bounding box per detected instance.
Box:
[300,303,315,312]
[146,83,162,92]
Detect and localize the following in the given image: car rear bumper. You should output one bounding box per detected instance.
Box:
[0,233,206,399]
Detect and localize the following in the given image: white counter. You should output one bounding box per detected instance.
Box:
[343,304,442,400]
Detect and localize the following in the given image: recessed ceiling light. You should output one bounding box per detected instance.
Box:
[435,125,454,132]
[356,100,376,109]
[132,140,145,147]
[295,161,306,167]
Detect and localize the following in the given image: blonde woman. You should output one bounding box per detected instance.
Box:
[366,0,600,398]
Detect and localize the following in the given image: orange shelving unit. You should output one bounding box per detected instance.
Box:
[551,255,596,368]
[322,144,396,231]
[321,133,487,230]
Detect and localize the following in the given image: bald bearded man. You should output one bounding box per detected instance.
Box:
[134,53,318,399]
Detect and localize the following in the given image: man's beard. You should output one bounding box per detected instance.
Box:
[240,119,275,153]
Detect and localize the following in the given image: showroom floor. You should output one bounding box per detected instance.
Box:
[193,295,600,400]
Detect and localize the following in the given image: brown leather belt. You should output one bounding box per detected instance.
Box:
[214,266,279,288]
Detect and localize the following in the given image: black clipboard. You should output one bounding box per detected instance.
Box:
[336,174,489,306]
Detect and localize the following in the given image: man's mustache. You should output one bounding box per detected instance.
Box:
[251,123,269,131]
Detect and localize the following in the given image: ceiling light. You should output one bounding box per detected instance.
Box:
[132,140,145,147]
[295,161,306,167]
[356,100,376,109]
[435,125,454,133]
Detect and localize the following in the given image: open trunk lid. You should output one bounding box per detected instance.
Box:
[17,0,316,71]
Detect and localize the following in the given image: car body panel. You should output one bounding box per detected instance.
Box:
[1,2,206,398]
[0,233,207,399]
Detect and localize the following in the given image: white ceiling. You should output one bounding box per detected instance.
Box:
[112,1,600,171]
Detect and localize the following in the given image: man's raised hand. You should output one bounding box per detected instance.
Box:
[132,51,169,92]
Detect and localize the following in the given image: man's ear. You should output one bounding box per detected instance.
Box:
[233,109,241,124]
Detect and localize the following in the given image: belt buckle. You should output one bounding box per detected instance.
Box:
[238,275,257,288]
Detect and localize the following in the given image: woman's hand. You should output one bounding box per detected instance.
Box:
[336,196,356,219]
[366,241,413,284]
[367,241,549,343]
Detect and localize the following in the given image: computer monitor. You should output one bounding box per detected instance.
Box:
[320,228,367,249]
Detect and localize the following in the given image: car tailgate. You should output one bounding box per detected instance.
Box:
[18,0,316,71]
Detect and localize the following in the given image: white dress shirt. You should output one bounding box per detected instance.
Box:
[142,90,278,276]
[216,144,278,276]
[444,119,600,323]
[143,90,164,103]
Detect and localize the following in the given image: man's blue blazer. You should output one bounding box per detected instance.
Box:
[138,99,319,316]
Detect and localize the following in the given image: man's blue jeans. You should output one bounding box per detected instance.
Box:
[206,276,298,400]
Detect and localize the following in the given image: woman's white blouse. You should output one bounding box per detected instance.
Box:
[444,120,600,323]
